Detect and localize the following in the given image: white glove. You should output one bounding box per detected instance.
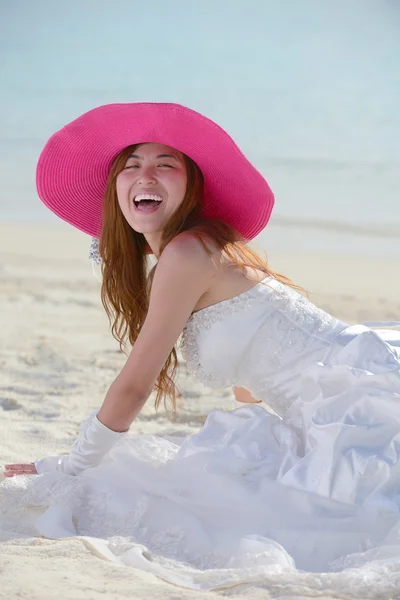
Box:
[34,412,127,476]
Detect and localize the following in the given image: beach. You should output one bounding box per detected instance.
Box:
[1,221,399,600]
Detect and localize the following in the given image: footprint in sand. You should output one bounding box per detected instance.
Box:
[0,385,42,397]
[0,397,21,411]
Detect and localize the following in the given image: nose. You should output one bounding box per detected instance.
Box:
[138,164,157,184]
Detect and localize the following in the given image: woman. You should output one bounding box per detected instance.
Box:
[3,103,400,590]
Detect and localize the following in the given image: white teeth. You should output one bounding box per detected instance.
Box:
[134,194,163,203]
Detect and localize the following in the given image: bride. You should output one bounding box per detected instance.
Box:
[3,102,400,591]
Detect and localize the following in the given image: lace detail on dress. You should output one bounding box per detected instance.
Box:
[180,279,341,393]
[180,289,259,388]
[249,290,336,372]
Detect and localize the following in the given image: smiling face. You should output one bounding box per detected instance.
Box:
[115,143,188,236]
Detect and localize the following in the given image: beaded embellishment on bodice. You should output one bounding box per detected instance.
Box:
[180,277,346,412]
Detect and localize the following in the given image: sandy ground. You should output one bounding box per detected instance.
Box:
[1,222,399,600]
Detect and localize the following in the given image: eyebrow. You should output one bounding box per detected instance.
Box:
[128,153,178,161]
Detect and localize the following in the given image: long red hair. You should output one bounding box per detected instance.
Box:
[99,145,302,412]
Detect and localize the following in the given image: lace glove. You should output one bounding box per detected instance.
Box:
[34,411,128,476]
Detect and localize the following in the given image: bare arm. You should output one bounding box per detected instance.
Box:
[233,386,262,404]
[97,233,218,432]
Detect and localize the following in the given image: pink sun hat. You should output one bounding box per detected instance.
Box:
[36,102,274,240]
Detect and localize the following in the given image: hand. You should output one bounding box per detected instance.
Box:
[3,463,38,478]
[34,413,127,476]
[3,413,127,479]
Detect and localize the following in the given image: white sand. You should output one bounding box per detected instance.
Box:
[1,222,399,600]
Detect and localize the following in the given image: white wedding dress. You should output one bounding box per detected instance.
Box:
[3,276,400,593]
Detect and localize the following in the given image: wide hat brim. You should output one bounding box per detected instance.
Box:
[36,103,274,240]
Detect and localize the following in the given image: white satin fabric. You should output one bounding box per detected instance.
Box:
[3,277,400,593]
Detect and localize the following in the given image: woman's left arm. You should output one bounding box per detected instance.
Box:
[233,386,262,404]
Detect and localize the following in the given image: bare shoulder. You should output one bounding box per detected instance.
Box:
[157,230,220,280]
[144,231,220,333]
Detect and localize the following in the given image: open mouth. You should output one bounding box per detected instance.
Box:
[133,194,163,213]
